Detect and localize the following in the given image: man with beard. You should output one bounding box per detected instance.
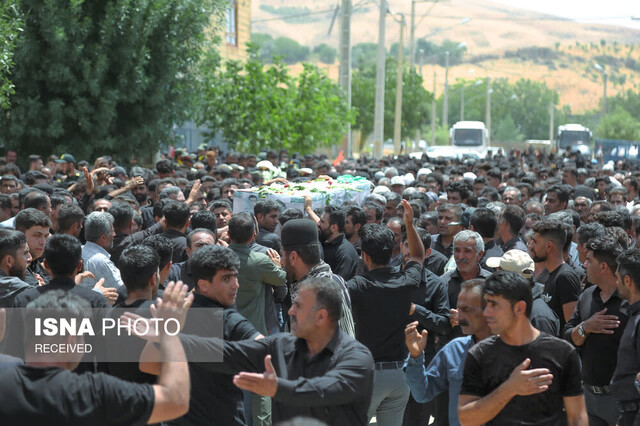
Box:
[345,206,367,255]
[255,200,282,253]
[0,229,32,307]
[564,236,626,425]
[318,206,360,281]
[280,218,355,336]
[528,219,581,328]
[130,175,150,207]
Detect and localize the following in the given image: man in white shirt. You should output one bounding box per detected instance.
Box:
[81,211,124,290]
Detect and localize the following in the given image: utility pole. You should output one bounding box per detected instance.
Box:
[549,102,554,146]
[431,72,436,146]
[393,14,405,155]
[373,0,386,159]
[443,51,449,130]
[339,0,352,157]
[409,0,416,70]
[485,77,491,146]
[603,70,608,117]
[460,85,465,121]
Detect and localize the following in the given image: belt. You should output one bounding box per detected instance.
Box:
[617,401,640,413]
[585,384,611,395]
[375,361,404,370]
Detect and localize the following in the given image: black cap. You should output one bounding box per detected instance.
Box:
[281,219,319,248]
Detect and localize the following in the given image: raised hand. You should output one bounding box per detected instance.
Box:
[405,321,428,359]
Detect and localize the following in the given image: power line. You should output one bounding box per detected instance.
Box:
[252,1,374,24]
[409,13,636,22]
[252,9,335,24]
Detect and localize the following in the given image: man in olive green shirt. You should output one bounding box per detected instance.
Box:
[228,212,286,335]
[229,211,287,426]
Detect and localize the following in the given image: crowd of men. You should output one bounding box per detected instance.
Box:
[1,146,640,425]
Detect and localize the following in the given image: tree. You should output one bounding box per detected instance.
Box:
[251,33,275,63]
[272,36,309,64]
[197,46,354,154]
[0,0,21,110]
[597,106,640,140]
[0,0,225,161]
[351,57,432,148]
[494,114,524,142]
[313,43,337,64]
[351,43,378,69]
[441,78,559,141]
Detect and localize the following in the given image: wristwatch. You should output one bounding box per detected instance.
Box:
[577,323,586,338]
[635,377,640,394]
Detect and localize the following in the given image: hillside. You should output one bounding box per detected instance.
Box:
[252,0,640,112]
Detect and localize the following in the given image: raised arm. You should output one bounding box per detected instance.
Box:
[402,199,425,264]
[147,282,193,424]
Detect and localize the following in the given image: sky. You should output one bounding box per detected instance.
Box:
[491,0,640,29]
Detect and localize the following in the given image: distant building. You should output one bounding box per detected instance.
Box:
[219,0,251,61]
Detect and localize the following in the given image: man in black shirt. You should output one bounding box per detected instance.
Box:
[108,202,165,265]
[431,203,464,260]
[0,229,32,308]
[15,208,51,287]
[0,282,191,425]
[165,228,217,291]
[459,271,587,425]
[564,236,626,426]
[497,205,528,253]
[469,208,504,271]
[133,275,375,425]
[486,249,560,336]
[611,249,640,426]
[347,199,424,426]
[400,229,451,426]
[318,205,360,281]
[529,219,581,328]
[442,230,492,339]
[152,245,262,426]
[161,200,190,264]
[14,234,108,309]
[105,245,160,384]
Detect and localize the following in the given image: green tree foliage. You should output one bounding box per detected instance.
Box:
[197,46,354,154]
[351,58,432,148]
[0,0,224,161]
[415,38,466,66]
[494,114,524,142]
[607,89,640,119]
[252,34,310,64]
[597,106,640,140]
[251,33,275,62]
[440,78,559,140]
[313,43,337,64]
[0,0,21,109]
[273,37,310,64]
[351,43,378,69]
